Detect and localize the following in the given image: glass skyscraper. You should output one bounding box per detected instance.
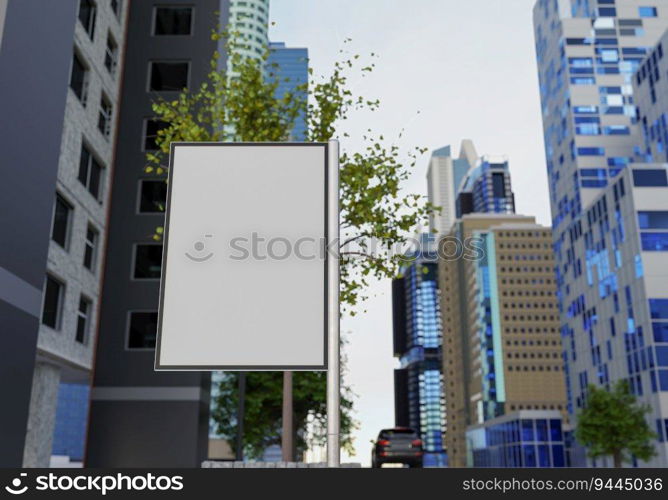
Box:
[267,41,309,140]
[533,0,668,466]
[456,156,516,218]
[393,234,447,467]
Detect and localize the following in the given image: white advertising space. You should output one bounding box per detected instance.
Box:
[155,143,329,370]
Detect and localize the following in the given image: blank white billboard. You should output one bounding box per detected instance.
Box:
[155,143,329,370]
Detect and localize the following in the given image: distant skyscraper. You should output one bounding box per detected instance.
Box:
[456,155,516,217]
[227,0,269,62]
[392,233,447,467]
[533,0,668,466]
[267,41,309,140]
[439,215,567,467]
[0,0,128,467]
[426,140,478,235]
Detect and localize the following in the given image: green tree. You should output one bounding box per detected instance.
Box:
[575,381,657,467]
[147,29,433,459]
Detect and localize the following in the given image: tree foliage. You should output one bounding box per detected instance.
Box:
[575,381,657,467]
[147,28,433,459]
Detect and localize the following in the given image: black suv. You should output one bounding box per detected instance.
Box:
[371,428,423,468]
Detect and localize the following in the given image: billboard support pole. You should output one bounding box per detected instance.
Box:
[326,140,340,468]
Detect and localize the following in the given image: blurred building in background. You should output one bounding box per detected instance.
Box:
[426,141,478,236]
[456,156,516,218]
[392,233,448,467]
[439,214,567,467]
[533,0,668,466]
[267,41,309,140]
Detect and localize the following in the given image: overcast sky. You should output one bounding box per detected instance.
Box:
[269,0,547,465]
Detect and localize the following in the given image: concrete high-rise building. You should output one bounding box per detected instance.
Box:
[456,156,516,218]
[439,215,567,467]
[392,234,447,467]
[426,141,478,236]
[86,0,231,467]
[267,41,309,140]
[0,0,128,467]
[533,0,668,466]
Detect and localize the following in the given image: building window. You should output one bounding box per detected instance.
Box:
[139,180,167,213]
[127,312,158,349]
[78,143,104,199]
[83,225,99,271]
[105,34,118,75]
[78,0,97,39]
[75,296,92,344]
[153,6,193,35]
[98,94,112,138]
[111,0,121,17]
[638,6,658,17]
[133,244,163,279]
[51,194,73,249]
[70,52,89,104]
[149,61,189,91]
[143,119,170,151]
[641,233,668,251]
[42,275,64,330]
[632,169,668,187]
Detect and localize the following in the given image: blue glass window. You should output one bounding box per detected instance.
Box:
[638,211,668,229]
[608,157,628,166]
[523,445,537,467]
[538,444,550,466]
[580,169,606,178]
[571,77,595,85]
[641,233,668,251]
[521,419,534,441]
[578,147,605,156]
[552,445,565,467]
[567,38,593,45]
[574,105,598,114]
[657,346,668,366]
[650,299,668,320]
[633,169,668,186]
[638,6,658,17]
[569,57,593,67]
[622,47,647,55]
[536,419,548,441]
[549,419,562,441]
[653,322,668,342]
[582,179,607,188]
[604,125,630,135]
[659,370,668,390]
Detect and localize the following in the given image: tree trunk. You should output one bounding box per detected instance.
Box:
[613,451,623,468]
[282,371,293,461]
[236,372,246,461]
